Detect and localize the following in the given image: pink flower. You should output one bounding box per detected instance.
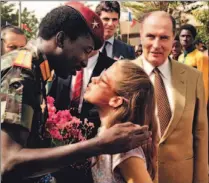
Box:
[49,128,63,140]
[48,106,56,113]
[78,132,86,141]
[45,96,94,147]
[47,96,55,105]
[56,122,70,130]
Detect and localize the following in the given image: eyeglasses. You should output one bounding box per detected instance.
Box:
[96,69,129,103]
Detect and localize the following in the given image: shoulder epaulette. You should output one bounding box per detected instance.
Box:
[40,59,51,81]
[13,50,32,70]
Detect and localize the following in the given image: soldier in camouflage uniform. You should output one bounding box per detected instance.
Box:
[1,3,151,183]
[1,41,51,149]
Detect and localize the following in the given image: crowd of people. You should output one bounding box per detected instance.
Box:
[1,1,208,183]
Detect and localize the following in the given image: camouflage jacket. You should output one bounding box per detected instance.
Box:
[1,40,51,148]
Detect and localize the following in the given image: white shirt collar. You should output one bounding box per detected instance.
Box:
[142,55,170,79]
[86,52,99,69]
[106,36,114,45]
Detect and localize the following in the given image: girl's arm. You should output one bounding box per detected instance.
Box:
[118,157,153,183]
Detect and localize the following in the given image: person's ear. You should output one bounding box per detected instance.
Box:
[56,31,65,48]
[109,96,123,108]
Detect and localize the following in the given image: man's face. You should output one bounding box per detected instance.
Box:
[140,15,174,67]
[99,11,119,40]
[179,29,194,49]
[52,34,94,78]
[1,31,27,55]
[171,40,181,57]
[196,43,205,52]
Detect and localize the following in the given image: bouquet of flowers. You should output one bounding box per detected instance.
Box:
[38,96,94,183]
[45,96,94,147]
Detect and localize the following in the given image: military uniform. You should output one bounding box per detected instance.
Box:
[1,40,51,148]
[1,40,52,183]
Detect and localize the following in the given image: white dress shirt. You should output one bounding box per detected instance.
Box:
[71,52,99,112]
[142,56,174,137]
[100,36,114,58]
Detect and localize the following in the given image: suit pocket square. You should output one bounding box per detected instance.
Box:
[114,55,124,60]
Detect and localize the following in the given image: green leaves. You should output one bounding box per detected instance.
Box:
[1,1,39,40]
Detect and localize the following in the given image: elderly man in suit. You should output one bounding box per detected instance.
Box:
[132,11,208,183]
[95,1,135,60]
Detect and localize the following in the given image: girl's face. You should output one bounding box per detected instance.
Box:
[84,63,120,107]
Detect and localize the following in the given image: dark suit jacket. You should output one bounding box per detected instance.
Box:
[48,53,115,183]
[50,52,115,118]
[113,39,135,60]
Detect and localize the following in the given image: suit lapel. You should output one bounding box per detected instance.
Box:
[57,75,72,110]
[89,53,105,81]
[132,57,187,143]
[112,39,120,59]
[160,60,186,143]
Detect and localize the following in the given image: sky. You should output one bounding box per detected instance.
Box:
[10,1,100,21]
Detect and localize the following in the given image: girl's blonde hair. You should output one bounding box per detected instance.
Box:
[110,60,158,180]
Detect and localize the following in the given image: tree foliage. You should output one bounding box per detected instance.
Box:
[20,7,39,39]
[121,1,181,20]
[1,1,39,39]
[192,6,209,46]
[121,1,209,46]
[1,1,17,25]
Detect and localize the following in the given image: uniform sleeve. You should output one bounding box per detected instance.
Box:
[1,67,36,131]
[112,146,146,173]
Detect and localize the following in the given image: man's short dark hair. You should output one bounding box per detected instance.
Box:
[194,38,203,45]
[139,12,176,35]
[95,1,120,18]
[38,6,91,41]
[1,25,25,39]
[179,24,197,39]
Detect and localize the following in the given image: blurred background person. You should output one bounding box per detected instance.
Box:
[194,39,207,52]
[1,25,27,55]
[135,43,143,57]
[95,1,135,60]
[178,24,208,104]
[203,47,208,57]
[170,35,182,60]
